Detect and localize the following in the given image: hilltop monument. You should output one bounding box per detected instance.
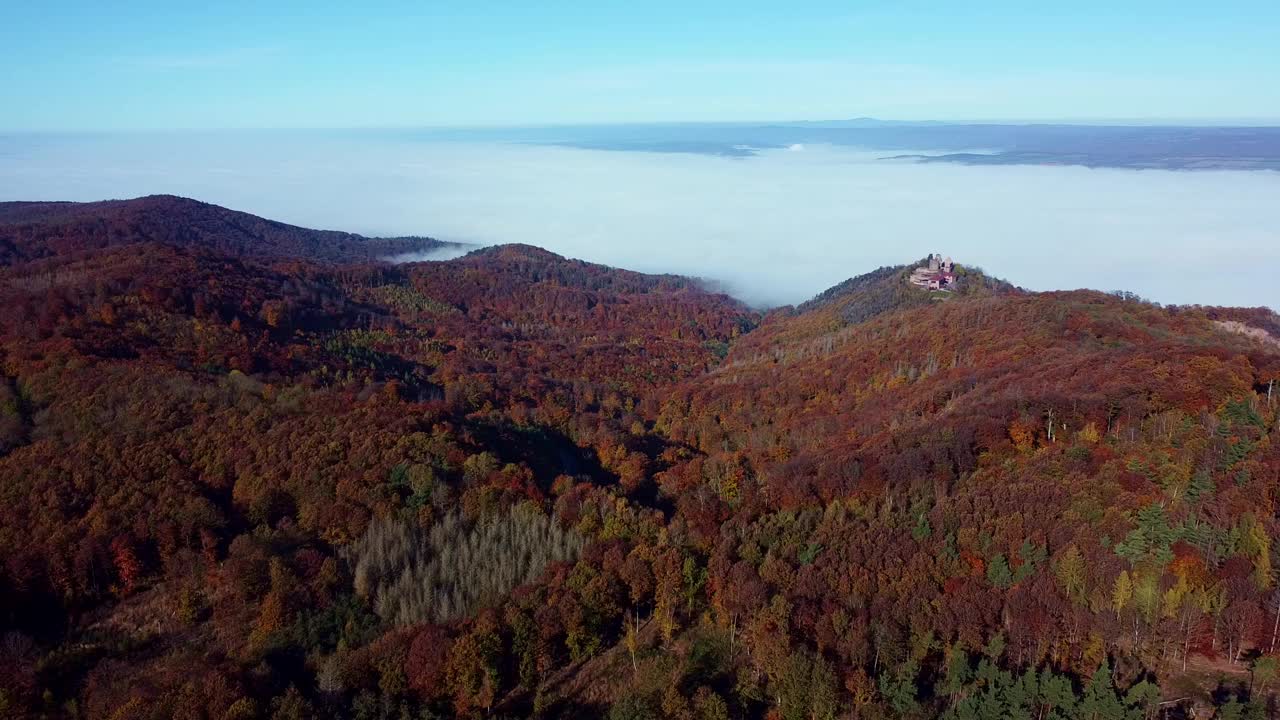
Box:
[910,254,958,290]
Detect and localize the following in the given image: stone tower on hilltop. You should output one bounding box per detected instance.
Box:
[911,254,959,291]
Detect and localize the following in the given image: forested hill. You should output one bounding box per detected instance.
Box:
[0,195,458,265]
[1,198,1278,720]
[795,260,1015,320]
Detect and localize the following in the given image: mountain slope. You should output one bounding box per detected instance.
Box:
[0,195,457,265]
[0,198,1277,720]
[796,258,1015,323]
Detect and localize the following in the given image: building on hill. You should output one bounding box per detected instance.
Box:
[910,253,958,290]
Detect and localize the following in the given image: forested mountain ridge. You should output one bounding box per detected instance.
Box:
[0,195,458,265]
[0,198,1277,720]
[795,260,1015,320]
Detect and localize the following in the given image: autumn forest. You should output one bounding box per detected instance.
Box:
[1,195,1279,720]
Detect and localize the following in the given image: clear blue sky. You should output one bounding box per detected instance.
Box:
[3,0,1279,130]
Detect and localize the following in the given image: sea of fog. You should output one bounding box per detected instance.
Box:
[1,130,1277,309]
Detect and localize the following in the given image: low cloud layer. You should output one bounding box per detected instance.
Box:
[2,132,1277,309]
[384,246,474,264]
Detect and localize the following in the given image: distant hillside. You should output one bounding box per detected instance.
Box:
[798,258,1016,323]
[0,195,459,265]
[454,121,1280,168]
[733,259,1022,356]
[463,243,732,295]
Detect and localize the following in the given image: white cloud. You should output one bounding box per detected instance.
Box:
[114,46,282,71]
[1,133,1277,309]
[384,246,473,263]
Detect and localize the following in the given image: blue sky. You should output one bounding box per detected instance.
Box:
[3,1,1279,130]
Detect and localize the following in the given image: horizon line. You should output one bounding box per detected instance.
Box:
[6,116,1280,134]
